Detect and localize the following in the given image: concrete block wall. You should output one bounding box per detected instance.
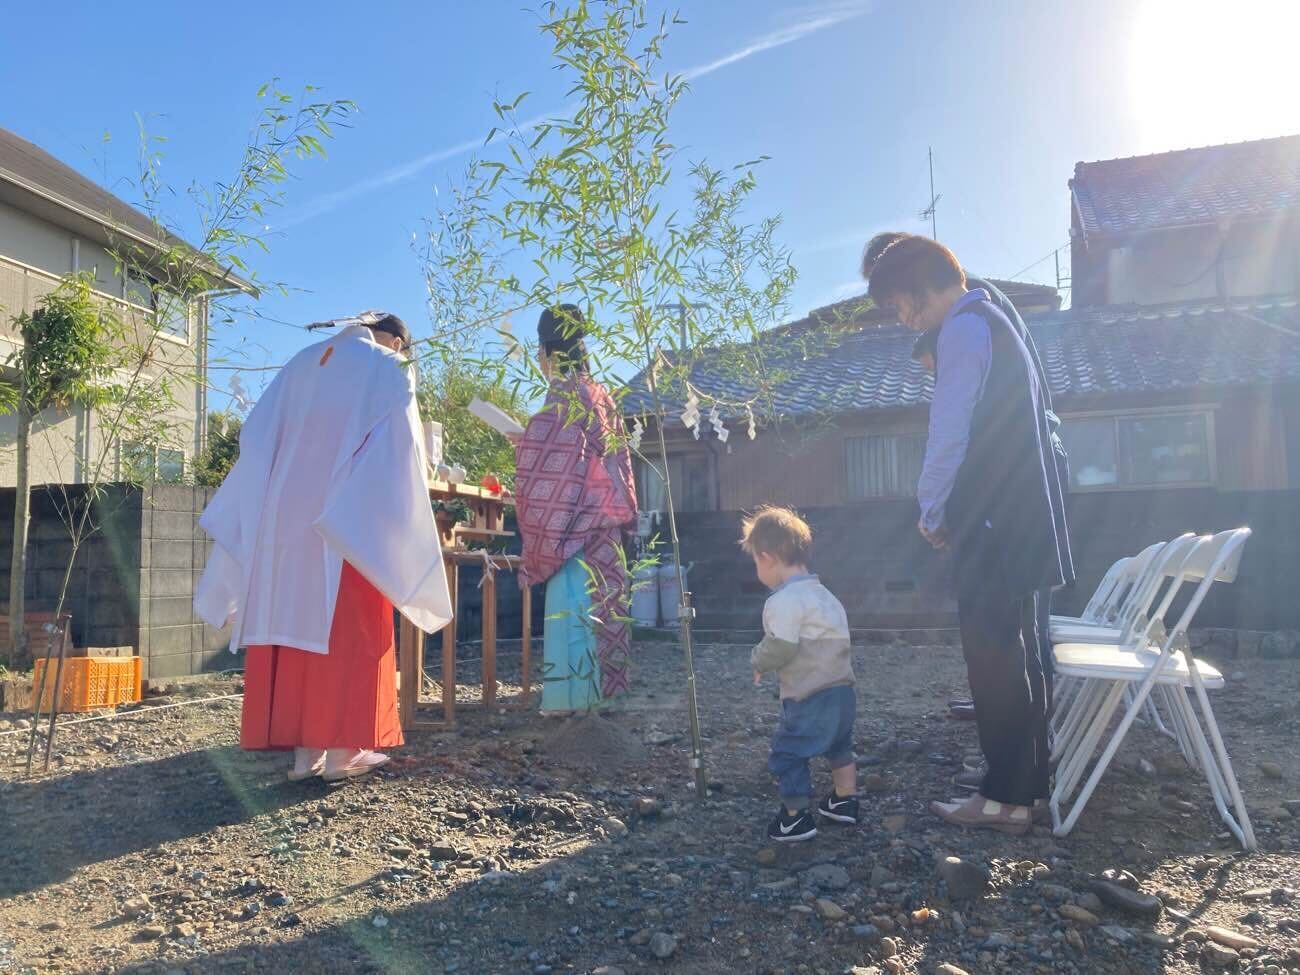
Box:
[0,483,231,680]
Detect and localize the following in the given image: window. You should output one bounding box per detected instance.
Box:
[1061,412,1212,489]
[636,454,714,512]
[155,293,190,341]
[845,434,926,499]
[122,442,186,483]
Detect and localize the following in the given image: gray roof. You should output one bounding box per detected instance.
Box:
[0,126,253,293]
[624,294,1300,421]
[1071,135,1300,239]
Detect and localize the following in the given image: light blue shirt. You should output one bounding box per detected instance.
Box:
[917,290,993,534]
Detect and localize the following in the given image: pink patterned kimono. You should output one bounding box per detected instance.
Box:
[514,375,638,697]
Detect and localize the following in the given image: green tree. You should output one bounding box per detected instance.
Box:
[194,412,243,487]
[421,0,800,795]
[416,360,520,487]
[5,83,354,772]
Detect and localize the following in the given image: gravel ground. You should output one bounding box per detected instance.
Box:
[2,639,1300,975]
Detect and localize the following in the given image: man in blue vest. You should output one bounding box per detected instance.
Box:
[867,236,1071,834]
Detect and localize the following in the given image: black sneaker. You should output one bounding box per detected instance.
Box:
[817,792,860,825]
[767,807,818,842]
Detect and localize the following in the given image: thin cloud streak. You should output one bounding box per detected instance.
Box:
[278,3,870,229]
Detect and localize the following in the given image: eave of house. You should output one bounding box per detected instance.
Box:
[0,168,257,298]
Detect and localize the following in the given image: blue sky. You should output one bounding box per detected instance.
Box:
[3,0,1298,404]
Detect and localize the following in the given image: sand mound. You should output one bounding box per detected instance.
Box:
[536,713,649,770]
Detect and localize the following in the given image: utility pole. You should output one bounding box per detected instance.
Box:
[920,147,941,241]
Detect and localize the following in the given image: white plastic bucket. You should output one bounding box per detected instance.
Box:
[630,563,660,626]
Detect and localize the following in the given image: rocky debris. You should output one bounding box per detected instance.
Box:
[881,814,907,834]
[121,895,152,919]
[1203,941,1241,967]
[815,898,847,921]
[803,863,851,891]
[879,936,899,958]
[1260,762,1284,780]
[1206,926,1261,951]
[937,856,989,900]
[935,966,970,975]
[1090,877,1163,917]
[1058,904,1100,927]
[648,932,677,960]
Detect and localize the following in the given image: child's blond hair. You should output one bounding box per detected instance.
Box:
[739,505,813,566]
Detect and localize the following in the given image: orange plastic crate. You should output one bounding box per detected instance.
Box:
[32,655,142,713]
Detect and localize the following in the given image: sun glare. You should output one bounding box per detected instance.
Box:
[1130,0,1300,152]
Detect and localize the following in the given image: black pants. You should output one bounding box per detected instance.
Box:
[956,575,1051,808]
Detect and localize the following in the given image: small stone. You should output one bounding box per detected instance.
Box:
[1260,763,1284,780]
[1100,925,1135,945]
[1203,942,1241,968]
[1065,929,1085,952]
[137,925,166,941]
[883,960,903,975]
[882,814,907,834]
[1040,884,1072,904]
[863,773,887,793]
[938,856,990,900]
[815,898,847,922]
[265,892,291,908]
[1206,926,1261,951]
[39,920,66,932]
[803,864,851,891]
[1090,878,1163,917]
[1059,904,1100,927]
[754,848,777,866]
[870,865,894,887]
[632,797,662,818]
[936,966,970,975]
[386,845,413,859]
[171,922,196,939]
[852,924,881,942]
[648,932,677,959]
[1076,892,1104,914]
[593,968,627,975]
[371,915,389,929]
[1241,888,1272,902]
[1099,868,1139,890]
[122,895,152,919]
[428,844,460,861]
[880,936,899,958]
[604,817,629,839]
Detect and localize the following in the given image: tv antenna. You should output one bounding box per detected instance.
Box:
[919,147,941,240]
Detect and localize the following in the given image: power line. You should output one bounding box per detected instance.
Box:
[1005,240,1071,283]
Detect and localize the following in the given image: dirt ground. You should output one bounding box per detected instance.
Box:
[2,639,1299,975]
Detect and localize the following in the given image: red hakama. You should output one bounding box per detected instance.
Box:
[240,562,404,751]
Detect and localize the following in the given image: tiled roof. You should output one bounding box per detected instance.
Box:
[1071,134,1300,238]
[623,295,1300,421]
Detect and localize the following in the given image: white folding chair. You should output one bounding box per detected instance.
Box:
[1050,536,1195,735]
[1049,528,1255,850]
[1050,538,1187,645]
[1050,555,1133,628]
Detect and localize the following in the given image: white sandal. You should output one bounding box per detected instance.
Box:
[322,750,391,782]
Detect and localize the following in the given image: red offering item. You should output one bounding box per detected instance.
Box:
[482,474,502,493]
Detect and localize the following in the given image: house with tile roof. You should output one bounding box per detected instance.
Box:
[0,126,254,487]
[626,135,1300,631]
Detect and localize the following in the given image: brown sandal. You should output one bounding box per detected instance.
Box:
[930,794,1033,835]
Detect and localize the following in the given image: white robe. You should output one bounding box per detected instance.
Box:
[194,325,452,654]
